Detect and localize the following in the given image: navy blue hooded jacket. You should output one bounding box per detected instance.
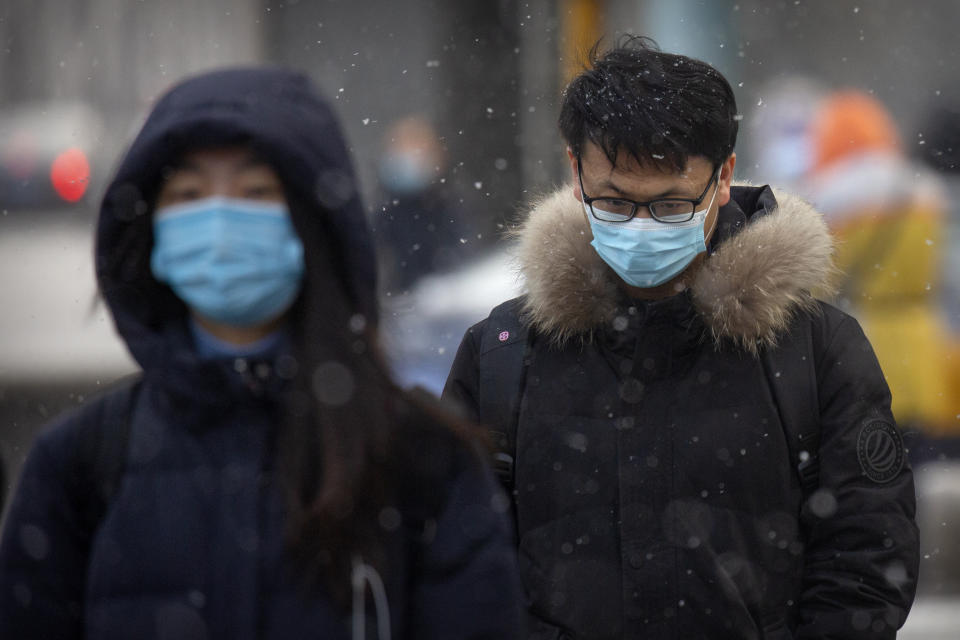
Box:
[0,67,524,639]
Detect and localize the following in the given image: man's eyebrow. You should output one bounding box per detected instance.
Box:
[596,177,687,201]
[595,178,630,197]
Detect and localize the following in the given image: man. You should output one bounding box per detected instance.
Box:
[443,37,918,639]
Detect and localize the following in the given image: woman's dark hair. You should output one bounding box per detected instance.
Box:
[559,35,739,171]
[278,188,473,605]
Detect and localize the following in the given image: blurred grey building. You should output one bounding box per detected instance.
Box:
[5,0,960,225]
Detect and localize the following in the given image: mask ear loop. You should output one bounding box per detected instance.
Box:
[701,169,723,243]
[352,555,391,640]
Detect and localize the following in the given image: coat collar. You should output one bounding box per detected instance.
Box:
[513,183,836,354]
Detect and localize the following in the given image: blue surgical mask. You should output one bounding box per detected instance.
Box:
[586,183,719,288]
[379,151,433,194]
[151,196,305,327]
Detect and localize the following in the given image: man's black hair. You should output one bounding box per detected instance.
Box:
[559,35,739,172]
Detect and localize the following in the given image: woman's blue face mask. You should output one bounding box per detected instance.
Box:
[151,196,305,327]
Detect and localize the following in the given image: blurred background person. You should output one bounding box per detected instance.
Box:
[745,71,960,617]
[0,66,524,639]
[746,76,828,191]
[374,115,472,292]
[800,90,960,465]
[908,101,960,598]
[918,102,960,333]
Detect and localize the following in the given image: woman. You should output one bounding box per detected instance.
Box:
[0,67,523,639]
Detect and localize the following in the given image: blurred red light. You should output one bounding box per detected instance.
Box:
[50,147,90,202]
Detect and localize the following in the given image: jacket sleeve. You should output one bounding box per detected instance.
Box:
[440,322,485,424]
[796,310,919,639]
[406,445,526,639]
[0,415,92,639]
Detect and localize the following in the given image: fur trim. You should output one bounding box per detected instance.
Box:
[691,186,837,353]
[513,184,836,352]
[511,188,620,345]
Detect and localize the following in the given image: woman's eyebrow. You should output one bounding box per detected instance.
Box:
[238,157,272,171]
[166,159,200,174]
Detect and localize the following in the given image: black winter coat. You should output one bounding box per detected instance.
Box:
[444,185,919,639]
[0,67,524,640]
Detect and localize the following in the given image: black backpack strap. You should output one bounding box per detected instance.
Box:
[477,298,530,490]
[761,316,821,502]
[76,376,142,534]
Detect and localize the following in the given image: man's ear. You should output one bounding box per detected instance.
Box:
[716,153,737,207]
[567,147,583,201]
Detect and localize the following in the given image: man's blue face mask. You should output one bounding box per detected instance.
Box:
[151,196,305,327]
[585,175,720,288]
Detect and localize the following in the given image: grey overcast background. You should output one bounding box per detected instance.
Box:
[2,2,960,635]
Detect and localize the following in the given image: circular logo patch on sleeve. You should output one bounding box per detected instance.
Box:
[857,419,904,483]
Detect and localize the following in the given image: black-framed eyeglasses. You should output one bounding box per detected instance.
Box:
[577,156,719,223]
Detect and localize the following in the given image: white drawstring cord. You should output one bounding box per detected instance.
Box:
[351,555,391,640]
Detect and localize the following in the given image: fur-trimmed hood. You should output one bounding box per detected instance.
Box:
[514,183,835,353]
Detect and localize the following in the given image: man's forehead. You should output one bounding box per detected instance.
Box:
[580,142,711,183]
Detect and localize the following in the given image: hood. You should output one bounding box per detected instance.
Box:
[802,151,945,225]
[95,67,376,373]
[514,183,835,353]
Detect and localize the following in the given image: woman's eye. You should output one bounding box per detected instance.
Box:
[243,184,283,199]
[178,188,202,200]
[162,187,202,204]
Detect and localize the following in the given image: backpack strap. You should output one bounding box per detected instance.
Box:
[477,298,530,490]
[760,315,821,502]
[76,376,142,534]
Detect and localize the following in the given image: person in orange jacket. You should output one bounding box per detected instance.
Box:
[802,90,960,464]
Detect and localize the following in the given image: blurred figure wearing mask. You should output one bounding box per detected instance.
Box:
[374,116,468,291]
[0,67,524,639]
[748,76,827,191]
[803,90,960,464]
